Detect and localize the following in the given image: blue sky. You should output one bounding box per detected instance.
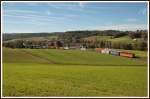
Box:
[2,2,148,33]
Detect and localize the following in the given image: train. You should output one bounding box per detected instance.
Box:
[95,48,103,53]
[95,48,135,58]
[119,51,135,58]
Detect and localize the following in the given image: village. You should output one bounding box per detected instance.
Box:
[22,40,135,58]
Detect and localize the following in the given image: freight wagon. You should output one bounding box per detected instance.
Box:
[101,48,111,54]
[95,48,103,53]
[110,50,120,56]
[120,52,135,58]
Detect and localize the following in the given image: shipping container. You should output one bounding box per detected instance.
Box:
[101,48,110,54]
[110,50,120,56]
[120,51,135,58]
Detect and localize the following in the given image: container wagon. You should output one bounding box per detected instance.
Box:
[120,51,135,58]
[95,48,103,53]
[110,50,120,56]
[101,49,111,54]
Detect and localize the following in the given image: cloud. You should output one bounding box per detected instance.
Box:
[126,18,138,22]
[4,20,48,26]
[3,14,37,19]
[78,2,85,8]
[65,14,79,18]
[78,2,90,8]
[95,24,147,31]
[2,2,17,6]
[138,8,147,15]
[3,11,75,27]
[3,9,40,15]
[23,2,40,6]
[46,11,52,15]
[46,2,97,14]
[142,8,147,15]
[3,9,66,20]
[3,14,65,22]
[3,9,55,20]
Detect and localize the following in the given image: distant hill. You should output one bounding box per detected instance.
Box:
[2,30,129,41]
[82,36,145,44]
[2,32,63,41]
[2,30,147,51]
[3,30,147,41]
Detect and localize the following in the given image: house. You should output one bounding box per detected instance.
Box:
[47,40,64,49]
[42,46,47,49]
[47,41,55,48]
[81,46,86,51]
[64,46,69,50]
[68,43,81,49]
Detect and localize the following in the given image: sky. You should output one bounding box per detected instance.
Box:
[2,2,148,33]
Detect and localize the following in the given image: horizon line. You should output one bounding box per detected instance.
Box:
[2,29,148,34]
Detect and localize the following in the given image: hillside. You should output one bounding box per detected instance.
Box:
[3,48,148,96]
[2,33,61,41]
[5,36,58,42]
[1,30,136,41]
[82,36,145,44]
[3,48,147,66]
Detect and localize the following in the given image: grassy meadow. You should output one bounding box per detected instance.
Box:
[2,48,148,96]
[83,36,145,44]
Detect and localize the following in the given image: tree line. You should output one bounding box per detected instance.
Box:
[3,30,147,51]
[3,40,63,49]
[81,40,147,51]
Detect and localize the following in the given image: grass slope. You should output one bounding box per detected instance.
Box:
[83,36,144,44]
[2,48,148,96]
[5,36,58,42]
[3,48,147,66]
[3,63,147,96]
[83,36,112,41]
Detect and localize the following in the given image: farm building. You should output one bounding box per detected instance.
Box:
[47,40,64,49]
[23,44,42,49]
[81,46,86,51]
[47,41,55,48]
[101,48,111,54]
[42,46,47,49]
[95,48,103,53]
[68,43,81,49]
[64,46,69,50]
[120,51,135,58]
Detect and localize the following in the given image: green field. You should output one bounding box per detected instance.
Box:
[83,36,112,41]
[3,48,148,96]
[83,36,145,44]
